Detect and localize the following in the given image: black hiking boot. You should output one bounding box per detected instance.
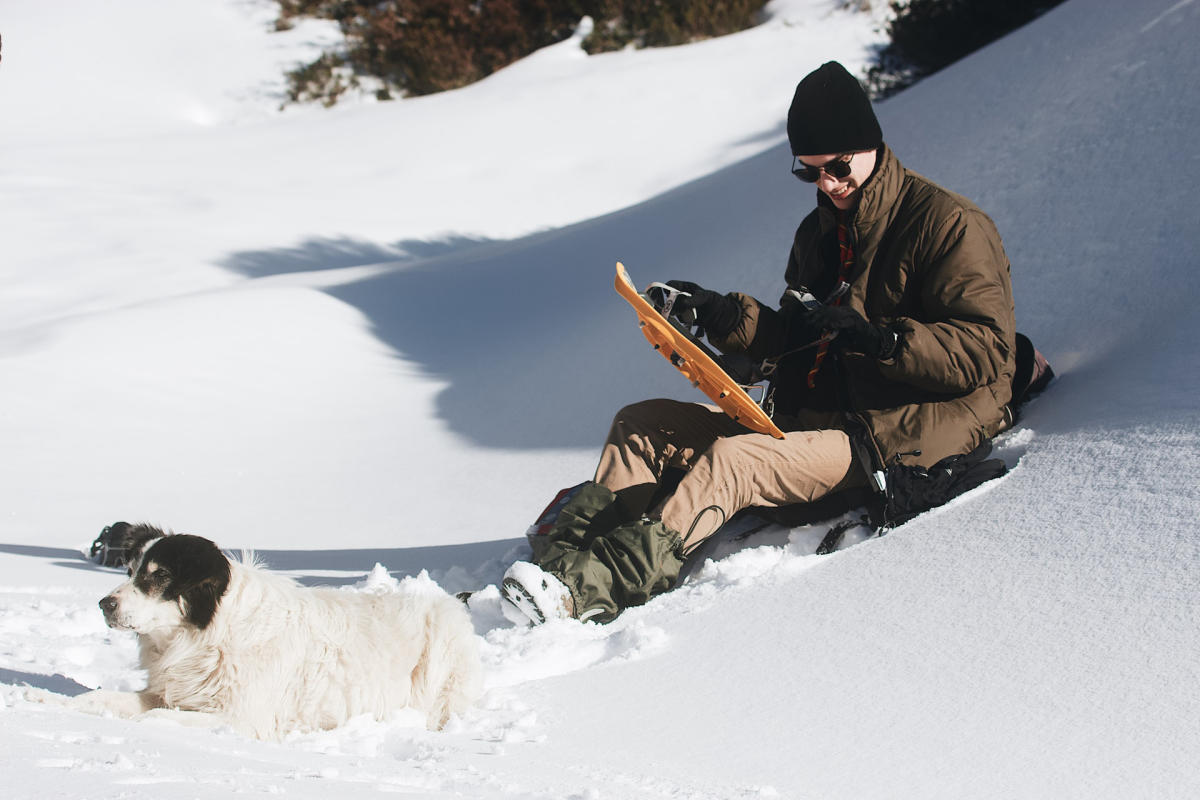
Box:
[89,521,135,568]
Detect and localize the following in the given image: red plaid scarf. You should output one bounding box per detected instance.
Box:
[806,214,854,389]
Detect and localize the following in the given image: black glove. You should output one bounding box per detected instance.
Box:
[779,301,829,349]
[650,280,741,339]
[715,352,765,384]
[806,305,898,359]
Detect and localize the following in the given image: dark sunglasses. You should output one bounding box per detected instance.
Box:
[791,153,854,183]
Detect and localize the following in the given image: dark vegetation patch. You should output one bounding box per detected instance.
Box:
[866,0,1068,98]
[277,0,770,105]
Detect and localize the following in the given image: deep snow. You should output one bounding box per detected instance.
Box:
[2,0,1199,797]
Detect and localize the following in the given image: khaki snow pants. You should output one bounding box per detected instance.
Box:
[595,399,861,555]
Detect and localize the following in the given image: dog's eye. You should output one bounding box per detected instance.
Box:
[132,563,172,592]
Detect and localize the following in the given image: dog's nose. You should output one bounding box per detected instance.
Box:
[99,595,118,616]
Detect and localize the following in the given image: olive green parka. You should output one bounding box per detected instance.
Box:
[712,145,1016,468]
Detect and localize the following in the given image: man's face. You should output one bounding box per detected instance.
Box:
[796,149,877,211]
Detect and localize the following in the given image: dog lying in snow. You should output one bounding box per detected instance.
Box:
[62,525,481,739]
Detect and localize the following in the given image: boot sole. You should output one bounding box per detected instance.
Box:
[500,577,547,625]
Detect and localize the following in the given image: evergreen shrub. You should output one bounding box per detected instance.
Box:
[279,0,769,104]
[867,0,1068,97]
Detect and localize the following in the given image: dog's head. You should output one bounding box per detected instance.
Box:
[99,527,231,634]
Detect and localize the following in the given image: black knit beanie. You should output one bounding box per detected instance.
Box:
[787,61,882,156]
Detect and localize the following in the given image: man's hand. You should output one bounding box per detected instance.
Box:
[807,305,898,359]
[650,280,741,339]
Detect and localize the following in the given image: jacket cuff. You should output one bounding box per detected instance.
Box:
[876,327,901,361]
[706,293,759,352]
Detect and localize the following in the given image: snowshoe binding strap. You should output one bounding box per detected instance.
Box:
[645,281,691,319]
[815,518,876,555]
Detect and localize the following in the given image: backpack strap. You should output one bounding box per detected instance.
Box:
[843,415,891,532]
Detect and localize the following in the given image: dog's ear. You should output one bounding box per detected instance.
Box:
[154,534,231,629]
[179,573,229,629]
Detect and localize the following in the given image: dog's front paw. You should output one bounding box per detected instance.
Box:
[66,689,151,718]
[139,707,231,732]
[21,686,66,706]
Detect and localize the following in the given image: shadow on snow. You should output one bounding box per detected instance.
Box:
[218,143,800,450]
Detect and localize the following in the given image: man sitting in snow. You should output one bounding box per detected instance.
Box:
[500,60,1017,625]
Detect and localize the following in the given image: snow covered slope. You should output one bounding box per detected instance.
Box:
[2,0,1199,797]
[0,0,890,549]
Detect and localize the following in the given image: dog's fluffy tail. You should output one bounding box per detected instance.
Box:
[412,596,483,730]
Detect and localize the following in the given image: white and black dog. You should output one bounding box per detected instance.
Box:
[66,525,482,739]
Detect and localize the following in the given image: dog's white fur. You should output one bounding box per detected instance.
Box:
[72,538,482,740]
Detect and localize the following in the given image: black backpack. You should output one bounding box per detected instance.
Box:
[815,332,1054,551]
[878,439,1007,527]
[883,332,1053,524]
